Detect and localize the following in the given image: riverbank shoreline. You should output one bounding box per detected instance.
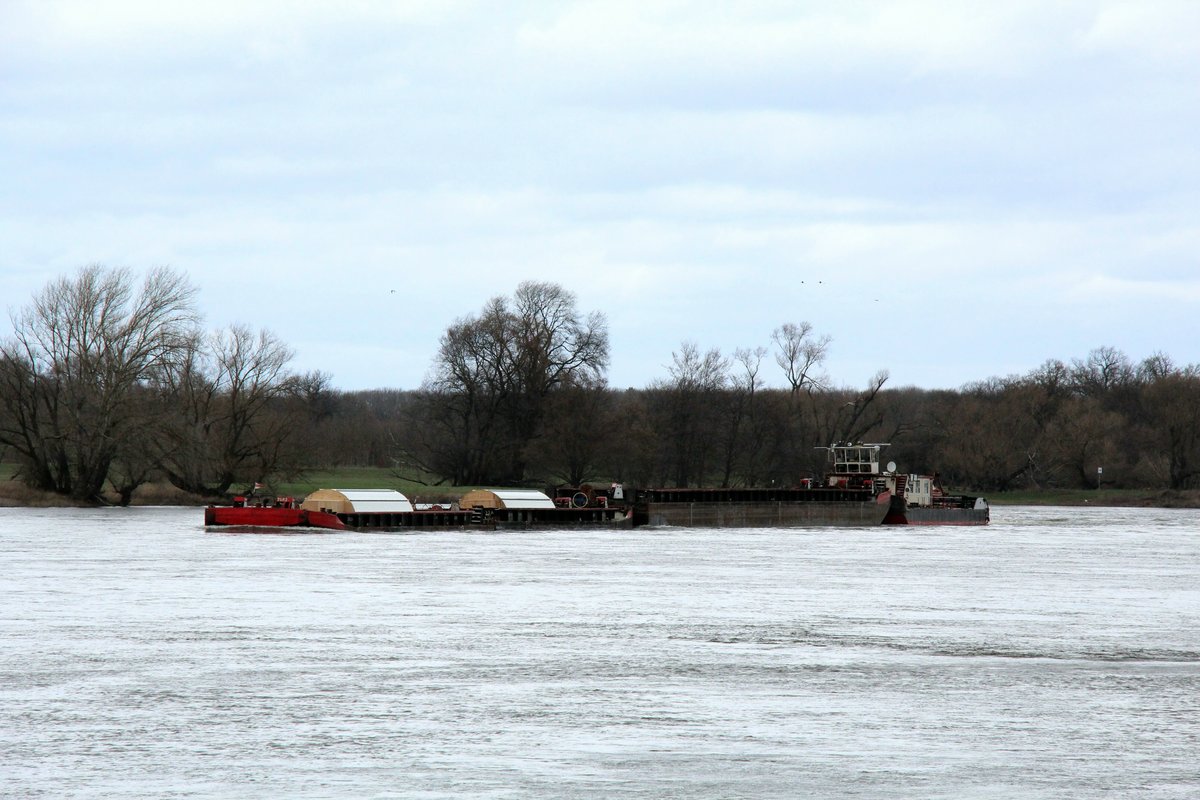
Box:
[0,481,207,509]
[3,480,1199,510]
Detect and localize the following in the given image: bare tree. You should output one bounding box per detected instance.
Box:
[507,281,609,477]
[935,386,1040,491]
[526,376,617,487]
[1140,365,1200,490]
[667,341,728,392]
[653,341,730,486]
[768,322,832,480]
[716,346,768,486]
[0,265,198,502]
[1046,396,1123,489]
[829,369,891,444]
[1070,346,1135,398]
[157,324,303,496]
[1138,352,1175,382]
[772,322,830,395]
[411,281,609,486]
[107,385,172,505]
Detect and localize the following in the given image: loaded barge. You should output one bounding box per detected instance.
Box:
[205,488,628,532]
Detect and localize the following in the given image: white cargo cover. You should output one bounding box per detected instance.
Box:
[456,488,557,510]
[340,489,414,512]
[301,488,413,514]
[490,489,556,510]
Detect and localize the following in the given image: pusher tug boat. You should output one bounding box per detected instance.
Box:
[821,443,989,526]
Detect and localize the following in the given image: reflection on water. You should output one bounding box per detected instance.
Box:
[2,505,1198,798]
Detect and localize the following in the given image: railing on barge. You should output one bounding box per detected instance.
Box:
[634,486,877,504]
[334,505,628,530]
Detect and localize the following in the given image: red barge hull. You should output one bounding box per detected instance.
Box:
[204,506,308,528]
[204,495,345,531]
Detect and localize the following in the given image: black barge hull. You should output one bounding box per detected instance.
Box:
[883,495,990,526]
[632,487,892,528]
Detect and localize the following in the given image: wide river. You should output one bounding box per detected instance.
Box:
[1,505,1197,798]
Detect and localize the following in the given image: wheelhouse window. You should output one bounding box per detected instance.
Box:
[832,446,880,474]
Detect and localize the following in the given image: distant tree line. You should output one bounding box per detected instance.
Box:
[2,266,1199,503]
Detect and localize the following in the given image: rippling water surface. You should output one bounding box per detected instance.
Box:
[2,506,1198,798]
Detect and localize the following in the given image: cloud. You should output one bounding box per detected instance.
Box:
[10,0,459,48]
[1067,274,1200,303]
[517,1,1054,78]
[1080,1,1200,65]
[2,1,1199,390]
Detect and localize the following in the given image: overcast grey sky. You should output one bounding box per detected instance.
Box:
[3,1,1198,391]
